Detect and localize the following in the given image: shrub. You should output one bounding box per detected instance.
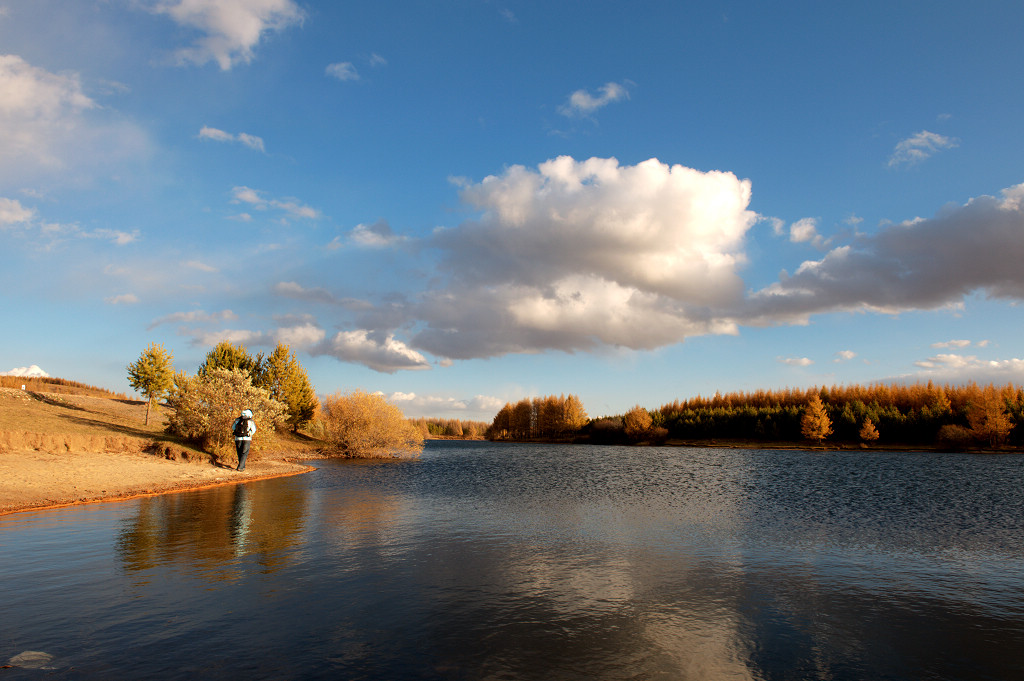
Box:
[937,424,974,451]
[318,390,423,458]
[166,368,286,459]
[623,405,653,440]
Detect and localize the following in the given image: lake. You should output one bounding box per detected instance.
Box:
[2,441,1023,680]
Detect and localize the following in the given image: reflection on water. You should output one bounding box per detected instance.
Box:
[117,479,309,582]
[1,442,1024,680]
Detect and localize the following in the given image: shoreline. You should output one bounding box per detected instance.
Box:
[0,449,315,517]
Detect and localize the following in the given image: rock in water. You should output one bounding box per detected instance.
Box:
[9,651,55,669]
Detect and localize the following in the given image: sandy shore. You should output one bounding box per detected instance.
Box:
[0,448,312,516]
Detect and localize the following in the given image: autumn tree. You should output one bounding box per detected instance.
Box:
[264,343,319,431]
[319,389,424,458]
[563,394,589,433]
[623,405,653,440]
[126,342,175,425]
[198,340,267,388]
[859,418,880,443]
[166,368,286,459]
[801,395,833,443]
[968,385,1014,448]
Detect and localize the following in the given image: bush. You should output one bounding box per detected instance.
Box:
[936,424,974,451]
[318,390,423,458]
[166,368,286,459]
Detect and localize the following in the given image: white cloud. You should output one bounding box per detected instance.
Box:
[350,220,405,247]
[314,329,431,373]
[788,217,819,244]
[888,130,958,167]
[834,350,856,362]
[230,185,320,220]
[746,182,1024,323]
[932,339,972,349]
[272,322,325,348]
[386,391,504,420]
[558,81,630,117]
[183,260,218,272]
[417,156,755,359]
[325,62,358,81]
[105,293,139,304]
[199,125,265,152]
[910,352,1024,384]
[0,55,150,184]
[779,356,813,367]
[148,309,237,330]
[0,197,36,226]
[147,0,305,70]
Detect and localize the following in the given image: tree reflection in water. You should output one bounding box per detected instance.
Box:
[116,480,309,582]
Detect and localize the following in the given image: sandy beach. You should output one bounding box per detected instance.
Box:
[0,448,312,515]
[0,387,314,515]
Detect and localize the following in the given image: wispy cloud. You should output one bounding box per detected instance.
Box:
[325,62,359,81]
[199,126,265,152]
[0,197,37,226]
[148,309,237,330]
[888,130,958,167]
[834,350,856,362]
[910,352,1024,384]
[230,186,320,221]
[350,220,406,248]
[746,182,1024,323]
[778,356,813,367]
[387,391,505,419]
[146,0,305,70]
[105,293,139,305]
[558,81,631,117]
[0,55,149,183]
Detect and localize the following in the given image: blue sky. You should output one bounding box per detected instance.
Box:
[3,0,1024,420]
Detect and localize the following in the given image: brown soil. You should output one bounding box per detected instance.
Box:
[0,387,314,515]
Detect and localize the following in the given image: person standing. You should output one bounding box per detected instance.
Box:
[232,409,256,471]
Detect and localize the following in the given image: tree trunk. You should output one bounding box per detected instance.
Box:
[145,397,152,426]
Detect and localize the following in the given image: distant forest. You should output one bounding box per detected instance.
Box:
[486,383,1024,449]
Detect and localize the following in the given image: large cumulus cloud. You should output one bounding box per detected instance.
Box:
[416,156,757,358]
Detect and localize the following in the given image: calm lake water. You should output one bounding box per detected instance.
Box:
[2,441,1024,680]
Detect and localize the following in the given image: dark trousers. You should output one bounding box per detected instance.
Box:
[235,439,251,471]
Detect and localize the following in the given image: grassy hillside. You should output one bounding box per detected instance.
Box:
[0,381,321,463]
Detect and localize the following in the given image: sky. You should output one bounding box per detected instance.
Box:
[2,0,1024,421]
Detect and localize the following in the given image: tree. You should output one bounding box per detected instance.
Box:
[801,395,833,443]
[198,340,267,388]
[166,368,286,459]
[264,343,319,431]
[126,343,175,425]
[623,405,653,440]
[563,394,589,434]
[318,389,423,458]
[968,385,1013,448]
[859,418,880,443]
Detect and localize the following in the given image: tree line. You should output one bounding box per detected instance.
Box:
[486,394,589,440]
[410,418,491,439]
[487,382,1024,449]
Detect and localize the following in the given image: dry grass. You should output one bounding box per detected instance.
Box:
[0,385,324,463]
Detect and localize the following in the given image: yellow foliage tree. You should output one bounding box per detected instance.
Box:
[319,390,424,458]
[801,395,833,443]
[968,385,1013,448]
[623,405,653,440]
[859,418,880,443]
